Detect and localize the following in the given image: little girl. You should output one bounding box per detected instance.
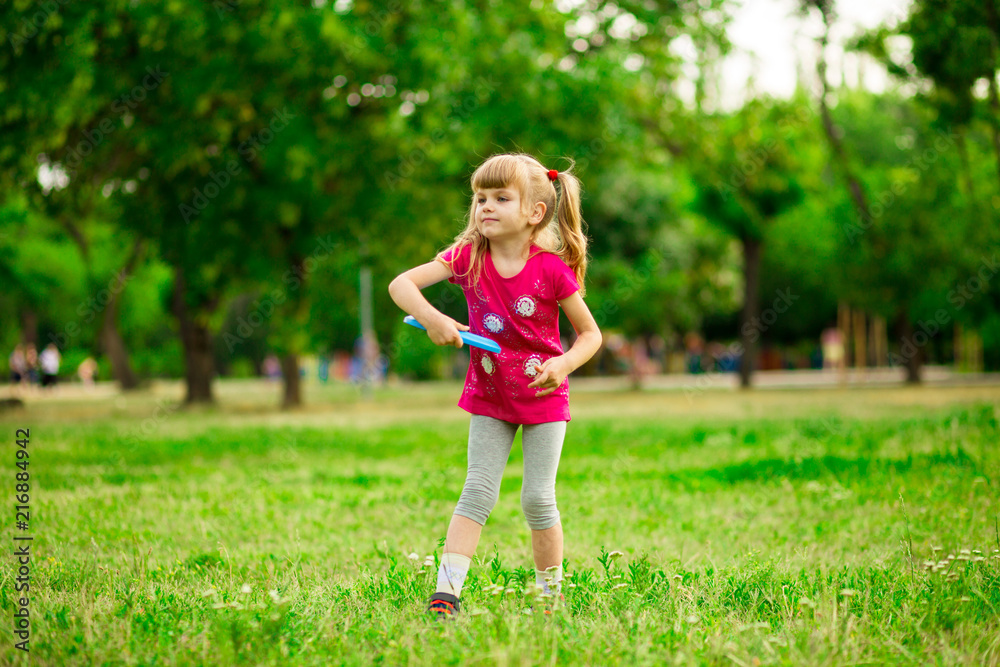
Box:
[388,153,602,618]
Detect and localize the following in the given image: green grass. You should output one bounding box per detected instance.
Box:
[2,382,999,665]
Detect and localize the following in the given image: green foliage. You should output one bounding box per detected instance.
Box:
[694,98,810,242]
[843,0,1000,355]
[4,0,1000,387]
[0,196,88,325]
[905,0,997,125]
[759,195,840,340]
[389,322,459,381]
[829,90,985,322]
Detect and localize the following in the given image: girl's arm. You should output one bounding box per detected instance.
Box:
[388,261,470,348]
[528,291,603,397]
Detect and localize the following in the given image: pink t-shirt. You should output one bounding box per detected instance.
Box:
[440,243,581,424]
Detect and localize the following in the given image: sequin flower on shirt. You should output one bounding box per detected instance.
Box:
[483,313,504,334]
[523,355,543,377]
[481,355,495,375]
[513,295,537,318]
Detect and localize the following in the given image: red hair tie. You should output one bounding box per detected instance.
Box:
[547,169,558,181]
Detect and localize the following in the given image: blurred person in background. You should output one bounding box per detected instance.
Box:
[9,344,27,385]
[685,332,705,374]
[821,326,845,371]
[40,343,61,388]
[263,354,282,380]
[77,357,98,385]
[24,344,39,385]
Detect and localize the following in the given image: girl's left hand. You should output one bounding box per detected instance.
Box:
[528,356,571,397]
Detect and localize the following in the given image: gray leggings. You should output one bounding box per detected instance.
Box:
[453,415,566,531]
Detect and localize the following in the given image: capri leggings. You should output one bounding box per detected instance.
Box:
[453,414,566,531]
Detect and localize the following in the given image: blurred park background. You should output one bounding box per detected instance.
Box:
[3,0,1000,407]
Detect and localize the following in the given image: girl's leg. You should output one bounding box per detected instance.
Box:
[435,415,517,599]
[520,420,567,593]
[530,521,563,573]
[442,514,484,559]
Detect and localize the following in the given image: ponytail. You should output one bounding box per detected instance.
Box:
[551,168,588,296]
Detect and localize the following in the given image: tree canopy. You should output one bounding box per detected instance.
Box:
[2,0,998,401]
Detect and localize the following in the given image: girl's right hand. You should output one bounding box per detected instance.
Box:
[425,315,471,348]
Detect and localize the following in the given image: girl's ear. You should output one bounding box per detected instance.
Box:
[529,201,547,225]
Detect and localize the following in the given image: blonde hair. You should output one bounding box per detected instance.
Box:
[437,153,589,296]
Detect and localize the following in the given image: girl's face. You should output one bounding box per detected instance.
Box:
[475,185,542,242]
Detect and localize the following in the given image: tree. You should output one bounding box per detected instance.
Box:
[691,99,807,387]
[840,1,1000,380]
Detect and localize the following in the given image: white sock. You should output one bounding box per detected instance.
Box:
[436,553,472,597]
[535,565,563,595]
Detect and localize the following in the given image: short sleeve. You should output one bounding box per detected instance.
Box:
[439,243,471,287]
[549,255,580,300]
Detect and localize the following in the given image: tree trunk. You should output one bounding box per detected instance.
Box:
[281,353,301,408]
[630,337,646,391]
[838,301,851,371]
[21,310,38,347]
[101,317,139,389]
[853,310,867,368]
[814,16,871,224]
[738,236,762,388]
[898,313,922,384]
[100,240,143,390]
[280,254,308,409]
[172,267,214,404]
[955,323,964,370]
[872,315,888,367]
[955,129,978,204]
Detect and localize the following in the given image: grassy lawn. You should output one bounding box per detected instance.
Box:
[2,380,999,665]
